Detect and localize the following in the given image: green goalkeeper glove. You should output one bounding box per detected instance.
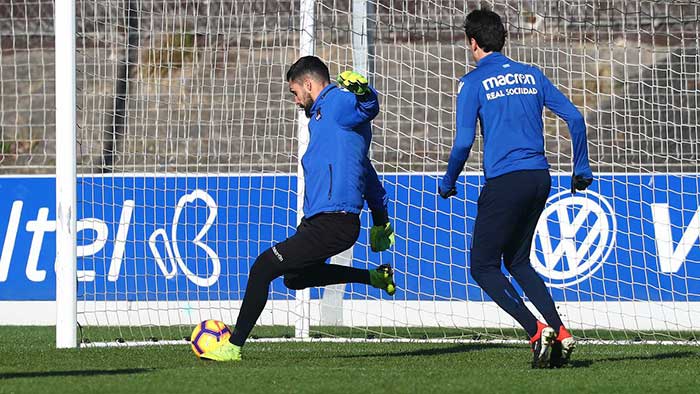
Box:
[370,222,395,252]
[337,70,370,95]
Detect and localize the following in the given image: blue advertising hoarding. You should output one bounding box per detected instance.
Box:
[0,174,698,303]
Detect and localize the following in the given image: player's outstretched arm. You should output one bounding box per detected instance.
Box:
[363,157,394,252]
[336,70,380,127]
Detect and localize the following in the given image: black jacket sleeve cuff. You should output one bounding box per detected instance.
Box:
[371,208,389,227]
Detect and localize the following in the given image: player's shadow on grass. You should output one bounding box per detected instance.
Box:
[568,350,698,368]
[607,350,697,362]
[339,343,519,359]
[0,368,153,380]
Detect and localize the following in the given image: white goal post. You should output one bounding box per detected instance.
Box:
[0,1,698,348]
[54,0,77,349]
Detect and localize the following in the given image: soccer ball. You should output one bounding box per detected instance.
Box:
[190,319,232,357]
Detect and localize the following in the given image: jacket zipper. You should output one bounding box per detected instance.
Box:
[328,164,333,199]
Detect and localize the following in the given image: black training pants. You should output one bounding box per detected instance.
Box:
[470,169,563,337]
[230,212,371,346]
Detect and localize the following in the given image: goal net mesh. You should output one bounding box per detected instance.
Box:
[1,0,698,344]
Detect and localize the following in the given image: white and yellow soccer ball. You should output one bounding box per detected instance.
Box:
[190,319,232,357]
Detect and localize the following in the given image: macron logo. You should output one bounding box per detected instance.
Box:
[482,73,536,91]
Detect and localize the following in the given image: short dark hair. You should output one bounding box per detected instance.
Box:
[463,9,506,52]
[286,56,330,83]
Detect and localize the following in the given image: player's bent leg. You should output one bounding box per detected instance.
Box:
[231,213,363,349]
[530,321,556,369]
[283,263,373,290]
[229,249,285,348]
[470,261,539,337]
[284,262,396,295]
[283,271,306,290]
[506,261,563,333]
[200,342,242,362]
[503,170,566,337]
[471,172,539,338]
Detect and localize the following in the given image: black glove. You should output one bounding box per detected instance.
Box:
[571,173,593,194]
[438,184,457,199]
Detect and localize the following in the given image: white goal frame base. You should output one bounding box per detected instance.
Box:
[80,337,700,349]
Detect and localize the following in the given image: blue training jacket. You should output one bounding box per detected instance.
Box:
[441,52,592,188]
[302,83,388,220]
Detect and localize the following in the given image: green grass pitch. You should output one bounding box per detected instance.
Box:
[1,327,700,393]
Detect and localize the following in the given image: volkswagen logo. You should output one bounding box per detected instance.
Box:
[530,190,616,288]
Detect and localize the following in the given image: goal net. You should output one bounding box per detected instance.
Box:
[1,0,699,345]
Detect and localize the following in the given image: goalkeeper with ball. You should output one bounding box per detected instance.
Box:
[202,56,396,361]
[439,10,593,368]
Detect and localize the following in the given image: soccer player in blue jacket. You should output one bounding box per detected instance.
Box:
[439,10,593,368]
[203,56,396,361]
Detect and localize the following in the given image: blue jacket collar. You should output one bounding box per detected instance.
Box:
[310,84,337,114]
[477,52,507,67]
